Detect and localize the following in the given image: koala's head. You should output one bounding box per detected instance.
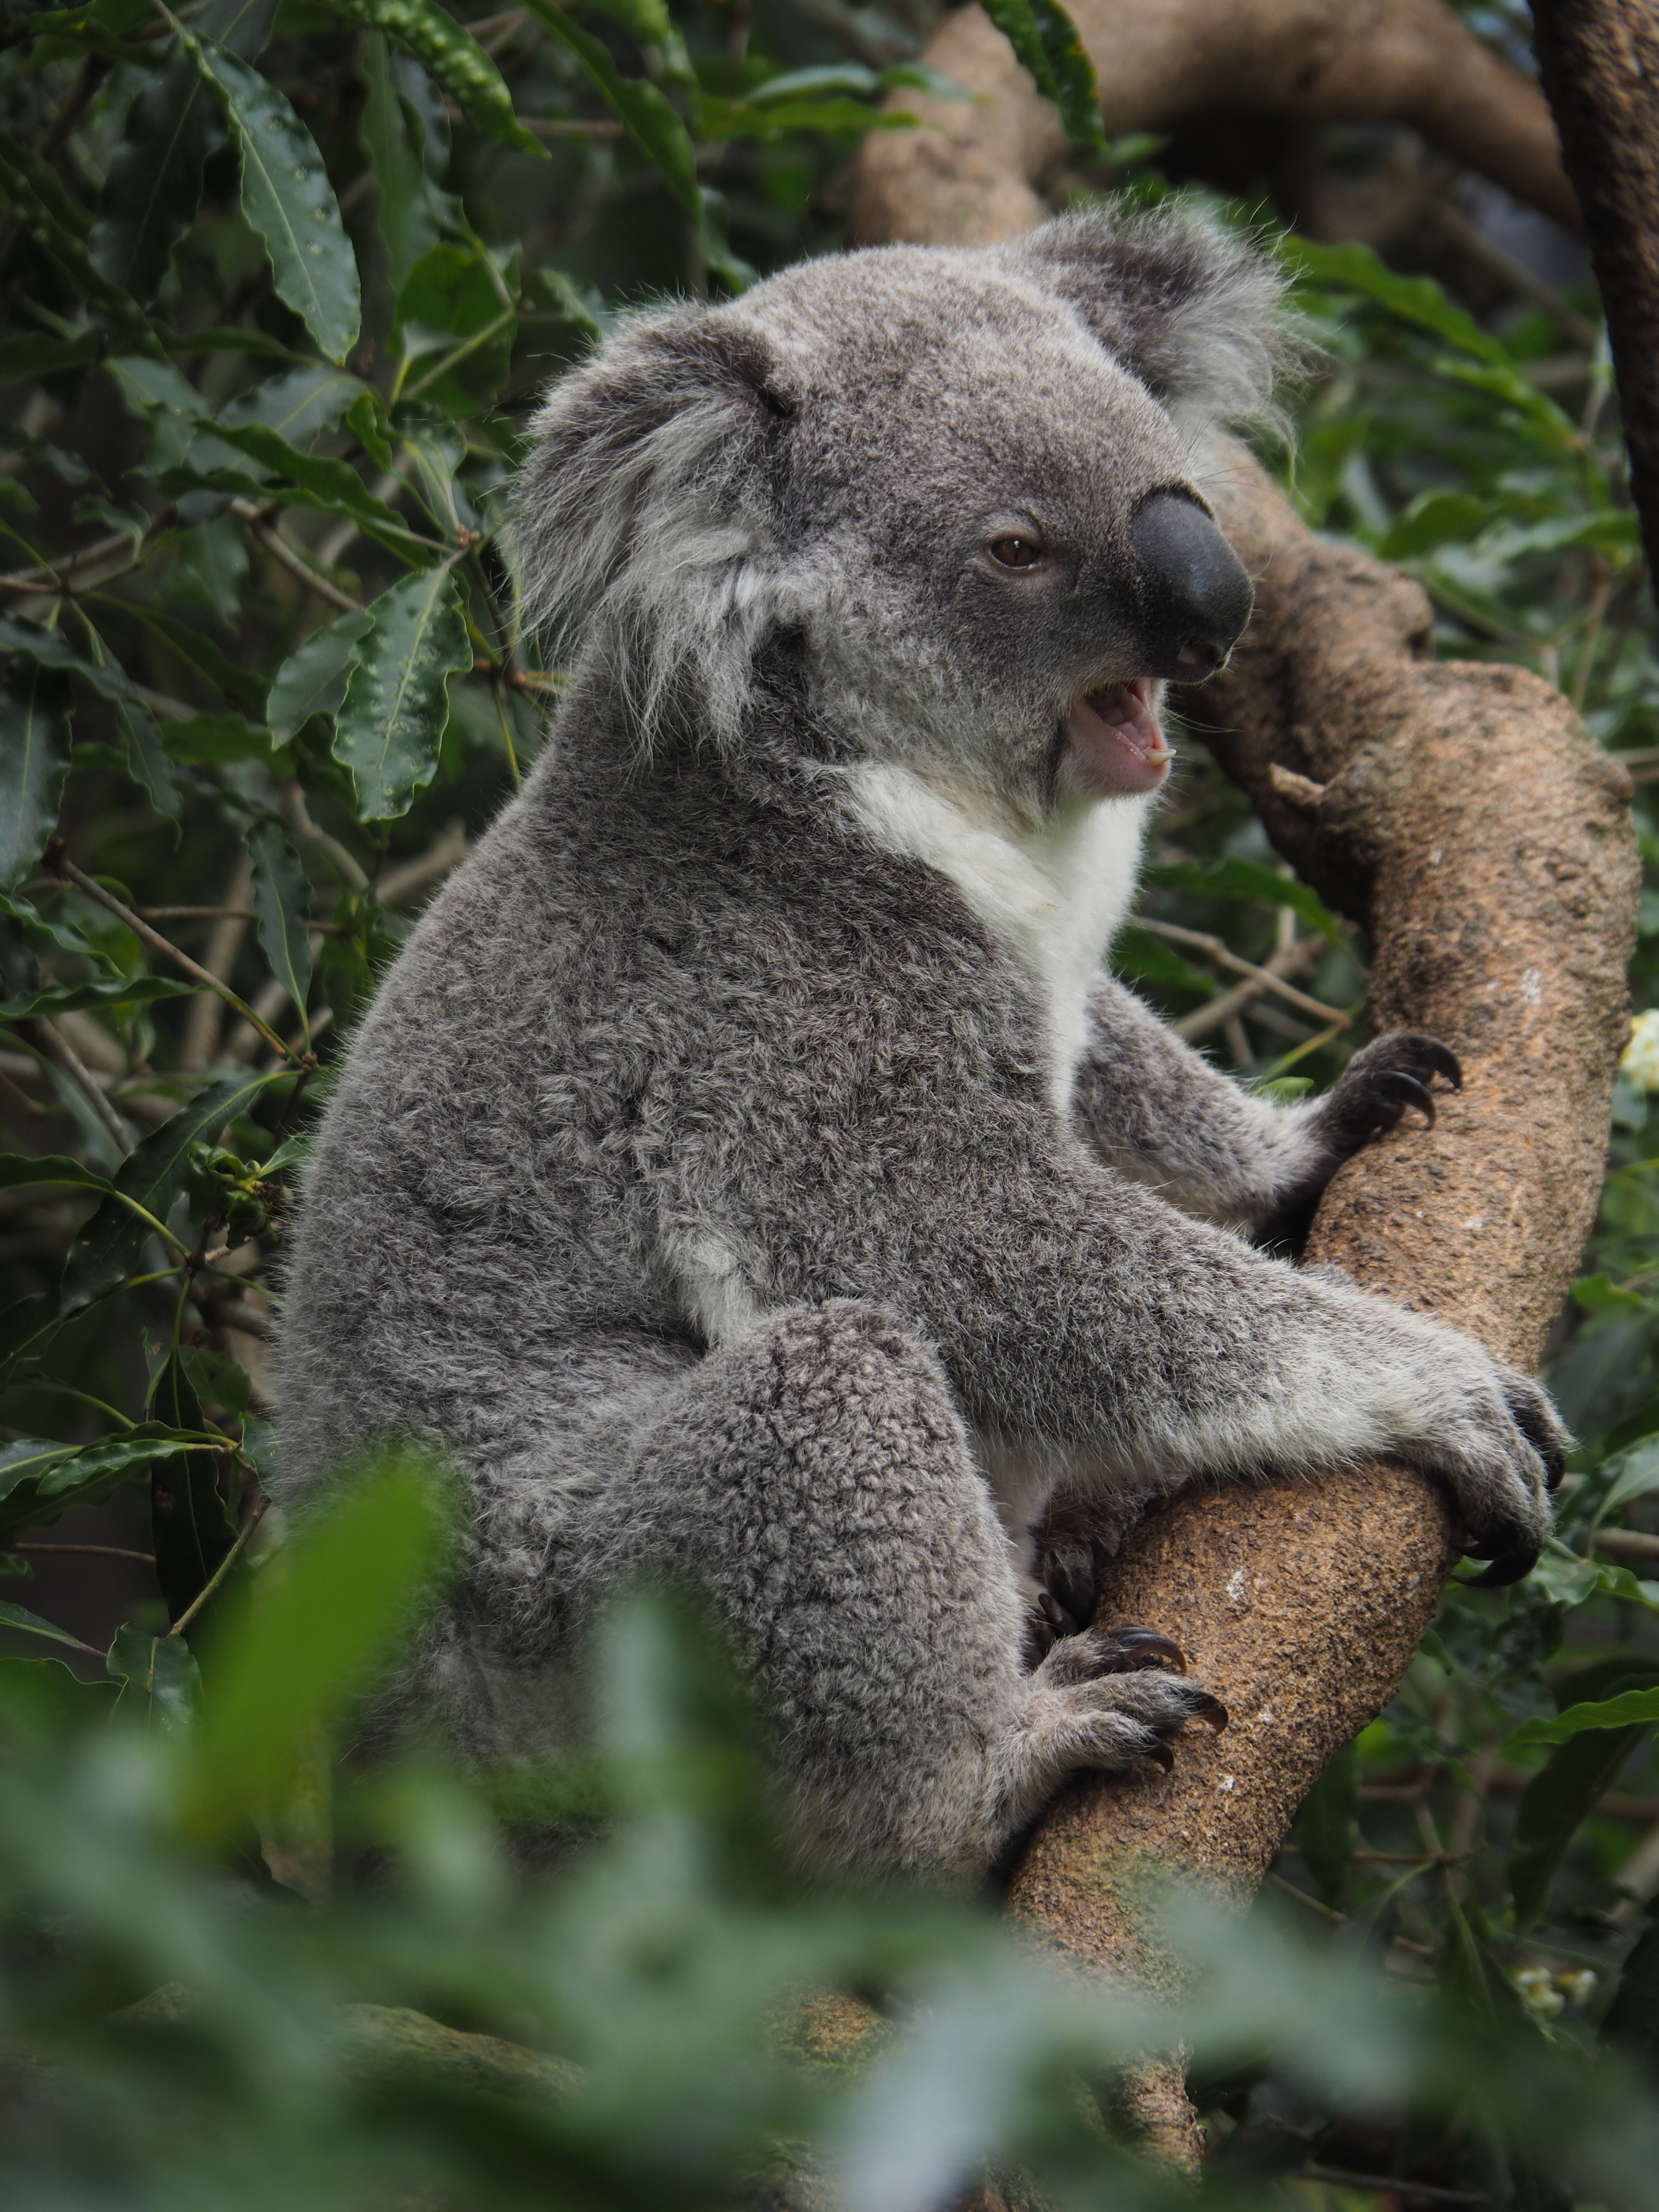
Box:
[516,204,1294,817]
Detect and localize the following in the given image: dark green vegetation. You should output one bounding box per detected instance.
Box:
[1,0,1659,2199]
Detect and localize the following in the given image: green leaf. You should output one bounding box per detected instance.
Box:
[1142,857,1343,943]
[179,33,362,365]
[148,1353,235,1628]
[0,1598,92,1652]
[0,1423,222,1546]
[333,565,470,820]
[0,610,181,830]
[0,661,72,889]
[1509,1723,1647,1930]
[1508,1684,1659,1749]
[160,710,275,766]
[89,0,278,305]
[1601,1439,1659,1519]
[159,424,420,553]
[0,328,102,382]
[220,364,364,448]
[0,1154,112,1199]
[1290,1739,1358,1912]
[61,1070,278,1316]
[267,608,374,744]
[519,0,698,219]
[181,1446,453,1838]
[394,242,516,410]
[361,32,439,292]
[0,972,194,1021]
[322,0,542,157]
[977,0,1103,149]
[247,818,313,1041]
[106,1622,201,1729]
[91,593,268,713]
[1379,490,1497,562]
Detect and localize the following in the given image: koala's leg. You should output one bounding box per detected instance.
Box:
[594,1298,1223,1879]
[1072,973,1460,1245]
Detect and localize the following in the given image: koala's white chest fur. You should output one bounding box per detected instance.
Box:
[843,762,1151,1112]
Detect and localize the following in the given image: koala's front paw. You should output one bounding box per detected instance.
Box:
[1405,1349,1567,1589]
[1034,1623,1226,1774]
[1321,1032,1463,1157]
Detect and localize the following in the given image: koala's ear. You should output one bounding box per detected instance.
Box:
[1003,207,1298,431]
[511,306,801,661]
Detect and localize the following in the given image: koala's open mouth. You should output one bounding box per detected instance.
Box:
[1061,678,1174,799]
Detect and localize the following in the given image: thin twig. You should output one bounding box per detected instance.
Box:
[27,1017,133,1155]
[1138,916,1350,1030]
[44,845,298,1064]
[1303,2166,1487,2207]
[1172,937,1325,1044]
[167,1494,266,1639]
[229,500,363,614]
[13,1541,155,1564]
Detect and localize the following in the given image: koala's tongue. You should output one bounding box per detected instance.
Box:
[1062,679,1173,797]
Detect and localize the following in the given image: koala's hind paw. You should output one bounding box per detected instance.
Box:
[1023,1625,1226,1786]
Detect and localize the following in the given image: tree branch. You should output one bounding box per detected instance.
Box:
[1529,0,1659,592]
[847,0,1580,250]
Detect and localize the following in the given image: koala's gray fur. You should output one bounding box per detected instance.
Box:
[277,206,1564,1881]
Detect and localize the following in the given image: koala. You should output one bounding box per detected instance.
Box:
[276,205,1566,1883]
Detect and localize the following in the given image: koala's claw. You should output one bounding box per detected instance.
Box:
[1092,1623,1188,1675]
[1460,1541,1542,1590]
[1373,1068,1440,1129]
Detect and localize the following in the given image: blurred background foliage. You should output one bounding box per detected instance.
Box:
[0,0,1658,2200]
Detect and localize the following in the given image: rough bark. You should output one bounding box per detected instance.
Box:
[848,0,1581,250]
[1530,0,1659,591]
[1002,441,1636,2162]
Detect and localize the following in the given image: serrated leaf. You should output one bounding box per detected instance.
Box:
[106,1622,201,1729]
[89,0,277,305]
[333,565,469,820]
[267,607,374,742]
[0,661,72,890]
[323,0,541,157]
[180,34,361,365]
[247,817,313,1040]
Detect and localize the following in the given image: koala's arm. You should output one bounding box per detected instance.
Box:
[900,1136,1562,1586]
[1070,973,1460,1244]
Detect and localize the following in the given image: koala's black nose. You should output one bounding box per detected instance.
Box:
[1130,491,1254,682]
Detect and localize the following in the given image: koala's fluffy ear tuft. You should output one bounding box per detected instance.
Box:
[511,306,802,749]
[1004,206,1302,435]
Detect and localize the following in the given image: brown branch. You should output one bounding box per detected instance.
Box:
[1000,442,1636,2162]
[1530,1,1659,593]
[847,0,1580,250]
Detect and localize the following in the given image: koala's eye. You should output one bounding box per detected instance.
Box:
[988,534,1044,570]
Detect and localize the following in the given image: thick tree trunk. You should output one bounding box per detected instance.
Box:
[847,0,1580,251]
[1530,0,1659,591]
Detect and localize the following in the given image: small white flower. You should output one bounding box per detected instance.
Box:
[1513,1966,1565,2018]
[1557,1968,1598,2008]
[1621,1010,1659,1092]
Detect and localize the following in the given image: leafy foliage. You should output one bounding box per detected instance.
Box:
[0,0,1658,2199]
